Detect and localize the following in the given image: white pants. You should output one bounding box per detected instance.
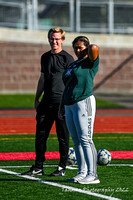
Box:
[65,95,97,177]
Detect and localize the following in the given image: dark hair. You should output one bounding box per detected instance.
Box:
[72,36,90,48]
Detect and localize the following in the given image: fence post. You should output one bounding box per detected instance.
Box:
[108,0,114,34]
[27,0,33,30]
[76,0,80,32]
[20,3,25,29]
[32,0,38,30]
[70,0,74,32]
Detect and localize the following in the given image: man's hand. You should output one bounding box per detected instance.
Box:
[34,99,40,111]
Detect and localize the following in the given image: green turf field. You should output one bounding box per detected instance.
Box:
[0,133,133,200]
[0,94,131,199]
[0,94,125,108]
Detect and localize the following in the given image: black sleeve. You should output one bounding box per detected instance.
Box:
[65,53,74,69]
[41,54,44,73]
[40,51,51,73]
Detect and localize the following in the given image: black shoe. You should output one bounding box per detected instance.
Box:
[21,165,44,176]
[49,166,65,176]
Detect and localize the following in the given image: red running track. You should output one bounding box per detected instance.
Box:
[0,109,133,160]
[0,109,133,134]
[0,151,133,160]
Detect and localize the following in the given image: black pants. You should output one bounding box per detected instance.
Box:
[35,101,69,169]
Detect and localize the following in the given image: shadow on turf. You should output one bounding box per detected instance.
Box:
[0,174,68,183]
[0,178,33,182]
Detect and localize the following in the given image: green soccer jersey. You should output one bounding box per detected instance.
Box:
[62,56,99,105]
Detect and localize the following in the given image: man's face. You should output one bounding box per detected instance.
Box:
[49,32,64,53]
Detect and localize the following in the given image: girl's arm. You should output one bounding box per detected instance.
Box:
[88,44,99,61]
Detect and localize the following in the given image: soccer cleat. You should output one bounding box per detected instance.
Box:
[78,175,100,184]
[67,173,86,183]
[21,165,44,176]
[49,166,65,176]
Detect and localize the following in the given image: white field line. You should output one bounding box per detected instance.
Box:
[0,165,78,169]
[0,168,122,200]
[108,164,133,167]
[0,164,133,168]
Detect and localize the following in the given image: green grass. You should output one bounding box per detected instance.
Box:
[0,160,132,200]
[0,94,35,108]
[96,98,125,108]
[0,133,133,200]
[0,133,133,152]
[0,94,125,109]
[0,94,131,200]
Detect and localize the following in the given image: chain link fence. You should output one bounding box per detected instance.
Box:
[0,0,133,34]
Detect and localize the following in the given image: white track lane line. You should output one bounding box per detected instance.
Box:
[0,168,122,200]
[0,165,78,169]
[0,164,133,168]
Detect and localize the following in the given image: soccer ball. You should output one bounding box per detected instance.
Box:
[97,149,111,165]
[67,147,77,165]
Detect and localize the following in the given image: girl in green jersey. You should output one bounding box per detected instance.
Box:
[59,36,100,184]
